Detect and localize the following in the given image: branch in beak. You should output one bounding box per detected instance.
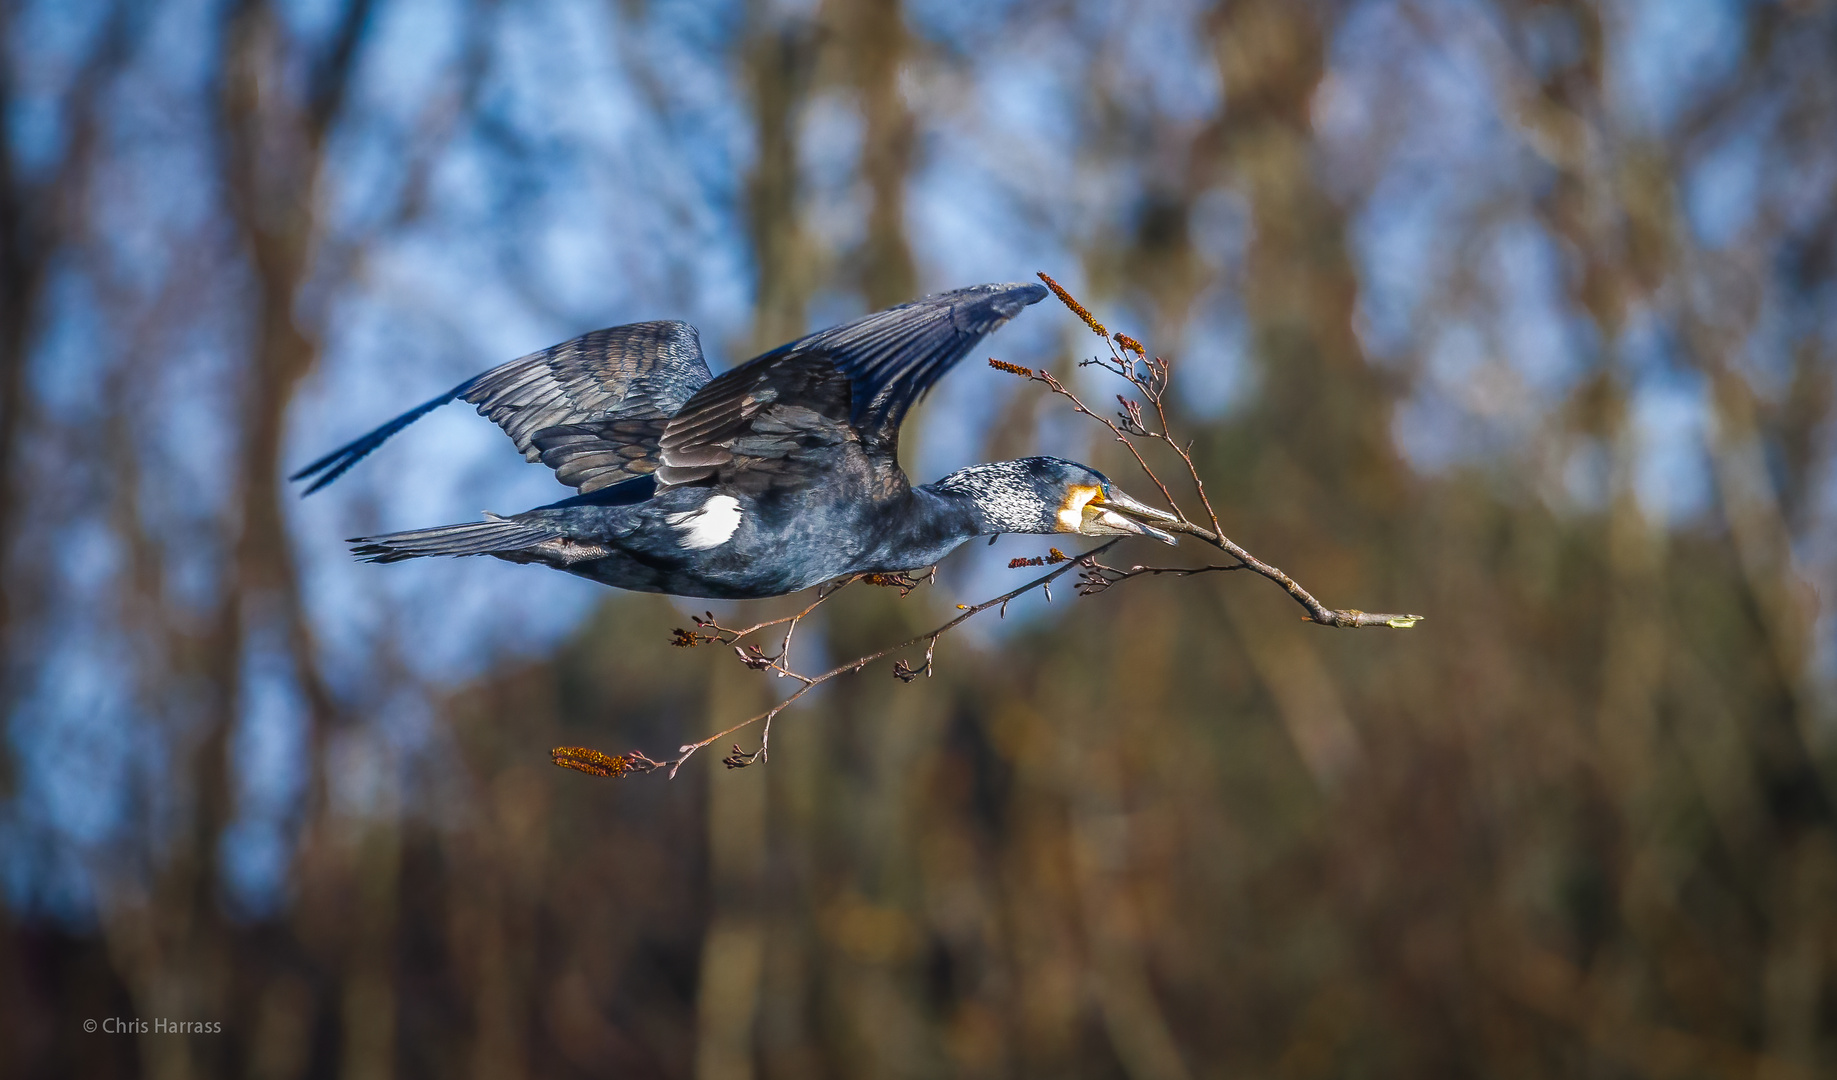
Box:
[1082,487,1180,544]
[1100,488,1180,524]
[1085,507,1179,545]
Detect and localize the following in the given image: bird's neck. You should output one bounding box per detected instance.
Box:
[922,463,1051,535]
[853,484,990,573]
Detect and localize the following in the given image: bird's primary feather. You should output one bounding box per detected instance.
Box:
[291,320,711,494]
[654,283,1047,487]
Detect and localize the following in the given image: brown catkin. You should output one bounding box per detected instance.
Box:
[1037,272,1107,337]
[551,746,633,778]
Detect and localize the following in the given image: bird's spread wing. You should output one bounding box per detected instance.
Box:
[291,321,712,494]
[654,283,1046,488]
[653,350,857,490]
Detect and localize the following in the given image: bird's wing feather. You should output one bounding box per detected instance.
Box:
[654,283,1045,488]
[292,320,711,494]
[653,351,856,489]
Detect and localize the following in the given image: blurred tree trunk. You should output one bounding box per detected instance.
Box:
[0,0,134,769]
[694,668,770,1080]
[699,7,821,1077]
[1201,2,1386,794]
[833,0,916,310]
[94,3,374,1078]
[742,7,819,353]
[0,9,34,697]
[1207,0,1399,499]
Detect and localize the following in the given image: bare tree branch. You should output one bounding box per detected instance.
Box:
[1025,273,1424,629]
[552,540,1119,779]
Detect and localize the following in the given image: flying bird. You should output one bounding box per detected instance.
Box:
[293,283,1177,600]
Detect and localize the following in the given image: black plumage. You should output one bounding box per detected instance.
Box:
[296,283,1178,600]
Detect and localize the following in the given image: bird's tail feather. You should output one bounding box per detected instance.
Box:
[349,515,561,563]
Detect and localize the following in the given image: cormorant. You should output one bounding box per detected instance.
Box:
[293,283,1178,600]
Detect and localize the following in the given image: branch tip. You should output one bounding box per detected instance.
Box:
[1300,611,1427,629]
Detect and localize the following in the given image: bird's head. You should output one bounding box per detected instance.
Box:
[932,457,1180,544]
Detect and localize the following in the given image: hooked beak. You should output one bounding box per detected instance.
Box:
[1083,488,1180,545]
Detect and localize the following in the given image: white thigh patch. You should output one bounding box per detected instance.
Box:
[665,495,743,550]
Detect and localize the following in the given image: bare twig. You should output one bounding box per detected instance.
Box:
[669,576,857,680]
[556,541,1119,779]
[1003,273,1424,629]
[1074,557,1246,596]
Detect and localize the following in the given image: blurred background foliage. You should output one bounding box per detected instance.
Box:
[2,0,1835,1076]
